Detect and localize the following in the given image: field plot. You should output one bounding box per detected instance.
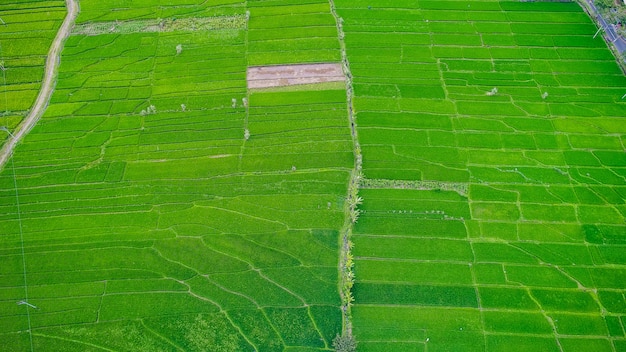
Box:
[247,1,342,66]
[76,0,246,23]
[336,0,626,351]
[0,1,350,351]
[247,63,345,89]
[0,0,66,143]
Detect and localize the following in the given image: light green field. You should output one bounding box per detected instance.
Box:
[247,1,341,65]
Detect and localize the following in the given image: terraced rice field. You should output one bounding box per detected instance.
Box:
[335,0,626,351]
[0,0,66,140]
[1,0,626,351]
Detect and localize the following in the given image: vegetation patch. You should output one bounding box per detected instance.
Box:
[360,178,468,196]
[72,15,248,36]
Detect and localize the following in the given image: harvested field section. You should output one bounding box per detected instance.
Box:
[247,63,344,89]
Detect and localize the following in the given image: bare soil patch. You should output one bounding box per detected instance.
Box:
[247,63,345,89]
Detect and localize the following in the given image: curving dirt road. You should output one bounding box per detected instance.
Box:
[0,0,79,170]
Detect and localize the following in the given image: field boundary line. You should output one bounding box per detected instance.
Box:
[149,246,259,350]
[240,5,250,173]
[306,305,332,349]
[140,320,186,352]
[0,0,79,171]
[31,332,116,351]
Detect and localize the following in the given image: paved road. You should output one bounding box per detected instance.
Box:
[0,0,79,170]
[587,0,626,53]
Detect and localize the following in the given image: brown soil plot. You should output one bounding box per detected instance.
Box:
[247,63,345,89]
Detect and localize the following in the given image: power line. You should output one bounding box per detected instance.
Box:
[0,126,14,138]
[6,146,33,351]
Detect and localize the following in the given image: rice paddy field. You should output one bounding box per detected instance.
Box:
[0,0,351,350]
[0,0,626,351]
[335,0,626,351]
[0,0,66,140]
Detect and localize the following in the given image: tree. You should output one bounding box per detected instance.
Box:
[140,104,156,116]
[486,87,498,96]
[616,11,626,26]
[333,334,357,352]
[596,0,615,9]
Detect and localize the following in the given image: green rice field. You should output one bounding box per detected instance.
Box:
[1,0,626,351]
[0,1,349,350]
[0,0,66,139]
[335,0,626,351]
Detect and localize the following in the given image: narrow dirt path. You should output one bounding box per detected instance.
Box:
[329,0,361,342]
[0,0,79,170]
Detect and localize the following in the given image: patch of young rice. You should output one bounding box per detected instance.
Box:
[486,335,560,352]
[483,310,554,334]
[353,236,473,261]
[354,283,478,307]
